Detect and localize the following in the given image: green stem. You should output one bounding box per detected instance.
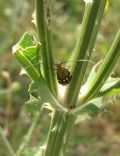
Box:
[81,29,120,103]
[35,0,57,96]
[0,127,15,156]
[62,115,75,155]
[43,111,75,156]
[16,112,40,156]
[65,0,106,108]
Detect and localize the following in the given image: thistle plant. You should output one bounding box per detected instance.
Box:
[1,0,119,156]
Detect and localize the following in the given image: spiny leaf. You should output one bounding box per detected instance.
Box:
[29,78,67,112]
[26,95,43,115]
[12,32,41,81]
[17,32,34,49]
[98,77,120,98]
[80,61,102,95]
[71,97,103,118]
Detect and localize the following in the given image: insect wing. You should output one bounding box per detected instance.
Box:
[57,66,72,85]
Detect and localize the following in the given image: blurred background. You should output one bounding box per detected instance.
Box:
[0,0,120,156]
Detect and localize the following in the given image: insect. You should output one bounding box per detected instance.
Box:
[24,60,94,85]
[55,62,72,85]
[55,59,94,85]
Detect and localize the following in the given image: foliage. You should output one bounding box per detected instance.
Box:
[0,0,120,156]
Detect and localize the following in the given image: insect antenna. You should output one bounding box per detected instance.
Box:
[61,59,95,65]
[24,62,42,69]
[23,59,94,71]
[24,62,57,70]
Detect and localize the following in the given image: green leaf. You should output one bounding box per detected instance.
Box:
[12,32,41,81]
[71,97,103,118]
[13,32,66,112]
[21,47,40,71]
[26,95,43,115]
[28,77,67,112]
[17,32,35,49]
[80,61,102,95]
[98,77,120,98]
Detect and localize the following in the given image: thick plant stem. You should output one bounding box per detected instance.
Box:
[62,115,75,155]
[65,0,107,108]
[35,0,57,96]
[43,111,75,156]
